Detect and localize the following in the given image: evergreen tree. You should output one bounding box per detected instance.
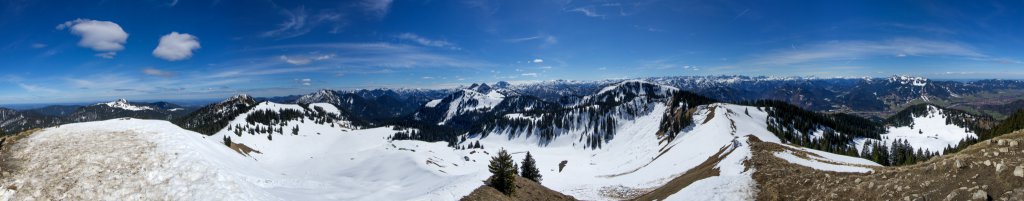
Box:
[520,152,542,183]
[487,148,518,196]
[223,136,232,147]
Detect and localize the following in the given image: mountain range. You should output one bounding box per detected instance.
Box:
[2,75,1024,200]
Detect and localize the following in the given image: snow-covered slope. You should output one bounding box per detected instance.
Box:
[480,80,682,149]
[414,84,509,125]
[856,105,980,154]
[220,101,355,136]
[471,103,875,200]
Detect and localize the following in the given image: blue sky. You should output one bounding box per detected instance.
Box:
[0,0,1022,104]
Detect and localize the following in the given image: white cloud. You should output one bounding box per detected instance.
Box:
[57,19,129,58]
[153,32,201,61]
[300,78,312,86]
[396,33,459,50]
[30,43,46,48]
[421,76,434,79]
[532,58,543,63]
[753,38,988,66]
[521,73,538,77]
[142,67,175,77]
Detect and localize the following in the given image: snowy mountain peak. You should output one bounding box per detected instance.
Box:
[224,94,255,104]
[98,99,154,111]
[467,83,492,94]
[297,89,341,105]
[888,75,928,87]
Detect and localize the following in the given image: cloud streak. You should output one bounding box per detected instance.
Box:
[752,38,989,66]
[142,67,176,77]
[396,33,459,50]
[506,34,558,47]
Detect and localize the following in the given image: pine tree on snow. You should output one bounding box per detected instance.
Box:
[488,148,518,196]
[520,152,542,183]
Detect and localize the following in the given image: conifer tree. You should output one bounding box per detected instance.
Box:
[520,152,542,183]
[487,148,518,196]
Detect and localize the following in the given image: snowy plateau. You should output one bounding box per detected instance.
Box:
[0,100,879,201]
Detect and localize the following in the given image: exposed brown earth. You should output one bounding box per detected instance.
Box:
[226,141,261,156]
[752,131,1024,201]
[0,129,41,179]
[461,176,577,201]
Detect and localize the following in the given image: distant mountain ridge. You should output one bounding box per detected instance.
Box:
[0,98,197,135]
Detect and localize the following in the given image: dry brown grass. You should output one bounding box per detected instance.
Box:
[752,131,1024,201]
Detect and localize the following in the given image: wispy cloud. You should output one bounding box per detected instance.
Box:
[506,34,558,47]
[261,6,348,38]
[253,42,492,69]
[752,38,991,66]
[262,6,312,38]
[884,23,955,35]
[17,83,59,93]
[733,8,750,20]
[279,54,334,65]
[361,0,394,18]
[142,67,176,77]
[396,33,459,50]
[568,6,603,18]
